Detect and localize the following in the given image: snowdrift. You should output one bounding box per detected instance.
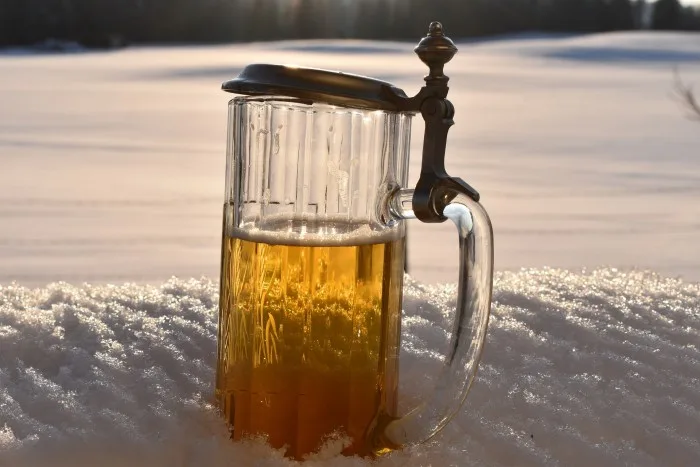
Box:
[1,269,698,466]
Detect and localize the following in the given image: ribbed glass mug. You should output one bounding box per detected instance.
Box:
[215,95,493,459]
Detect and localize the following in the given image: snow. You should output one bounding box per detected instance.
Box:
[1,270,699,466]
[1,32,700,465]
[1,32,699,285]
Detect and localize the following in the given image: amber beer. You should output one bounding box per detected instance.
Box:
[216,229,405,459]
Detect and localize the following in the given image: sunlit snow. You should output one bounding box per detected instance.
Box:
[1,32,699,285]
[1,270,699,466]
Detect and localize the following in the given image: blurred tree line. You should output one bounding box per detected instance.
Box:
[0,0,698,48]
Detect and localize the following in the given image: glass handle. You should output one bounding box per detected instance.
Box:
[375,187,494,451]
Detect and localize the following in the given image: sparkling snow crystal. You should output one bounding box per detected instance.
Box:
[1,269,698,466]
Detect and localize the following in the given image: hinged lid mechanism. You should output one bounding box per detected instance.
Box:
[221,21,460,112]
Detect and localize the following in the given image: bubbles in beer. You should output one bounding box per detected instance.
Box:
[216,229,405,459]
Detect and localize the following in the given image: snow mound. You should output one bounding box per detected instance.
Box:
[1,269,698,466]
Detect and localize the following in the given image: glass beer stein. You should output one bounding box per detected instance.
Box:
[216,22,494,459]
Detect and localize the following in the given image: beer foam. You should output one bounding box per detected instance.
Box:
[229,220,404,247]
[1,269,699,465]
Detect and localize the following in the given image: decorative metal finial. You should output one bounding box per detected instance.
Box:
[429,21,443,35]
[414,21,458,86]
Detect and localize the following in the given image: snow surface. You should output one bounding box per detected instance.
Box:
[1,270,699,466]
[1,32,699,285]
[1,32,700,466]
